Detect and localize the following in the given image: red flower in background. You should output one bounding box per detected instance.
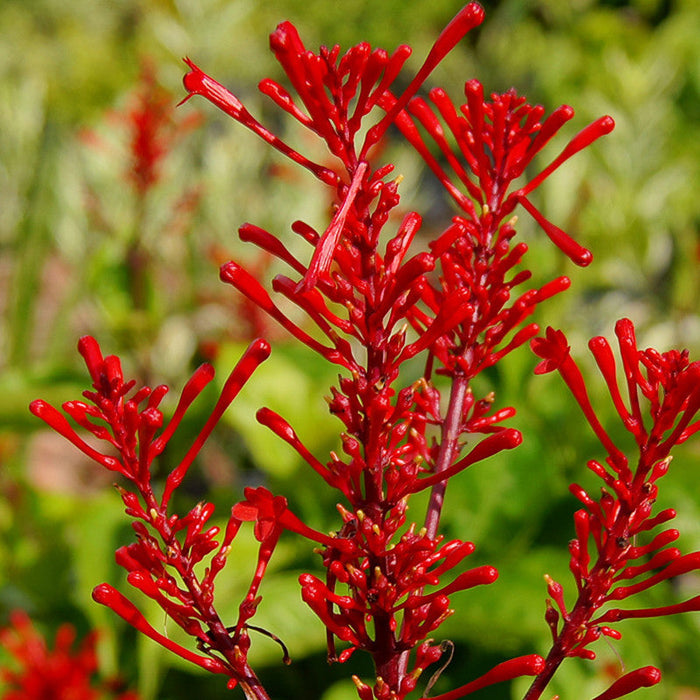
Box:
[125,60,201,196]
[127,60,176,194]
[0,611,138,700]
[81,59,202,199]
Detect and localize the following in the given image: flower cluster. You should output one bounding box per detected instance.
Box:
[124,60,201,196]
[182,5,485,189]
[391,82,613,264]
[29,337,289,698]
[0,610,138,700]
[81,59,202,200]
[525,321,700,699]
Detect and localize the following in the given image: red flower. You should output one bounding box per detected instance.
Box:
[179,7,614,698]
[530,327,571,374]
[182,5,485,186]
[0,611,138,700]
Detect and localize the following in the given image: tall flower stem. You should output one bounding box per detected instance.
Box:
[424,227,494,540]
[395,372,471,684]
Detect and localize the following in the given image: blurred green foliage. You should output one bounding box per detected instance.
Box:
[1,0,699,699]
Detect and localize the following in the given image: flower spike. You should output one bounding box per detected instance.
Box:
[34,5,635,699]
[32,337,281,696]
[391,80,613,263]
[526,322,700,698]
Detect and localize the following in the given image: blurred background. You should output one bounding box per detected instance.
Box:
[0,0,699,698]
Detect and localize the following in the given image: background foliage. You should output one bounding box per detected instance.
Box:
[1,0,698,698]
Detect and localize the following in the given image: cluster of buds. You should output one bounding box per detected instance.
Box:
[0,610,138,700]
[524,321,700,699]
[391,82,613,264]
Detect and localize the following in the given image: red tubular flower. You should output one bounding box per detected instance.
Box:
[406,427,522,493]
[424,654,545,700]
[525,321,700,699]
[91,586,227,675]
[0,610,139,700]
[591,666,661,700]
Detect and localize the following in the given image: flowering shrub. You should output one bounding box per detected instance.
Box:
[29,3,700,699]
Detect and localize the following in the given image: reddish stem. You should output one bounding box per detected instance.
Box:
[523,500,638,700]
[143,490,271,698]
[424,373,470,539]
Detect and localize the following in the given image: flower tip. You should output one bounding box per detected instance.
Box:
[460,2,486,25]
[219,261,239,282]
[178,58,201,104]
[643,667,662,685]
[91,583,115,605]
[77,335,103,369]
[506,428,523,449]
[465,78,483,98]
[434,4,485,60]
[269,20,300,51]
[592,666,661,700]
[614,317,635,339]
[249,337,273,361]
[561,105,575,120]
[576,248,593,267]
[525,654,546,675]
[182,66,204,95]
[600,115,616,134]
[588,335,607,353]
[484,565,499,583]
[28,399,47,417]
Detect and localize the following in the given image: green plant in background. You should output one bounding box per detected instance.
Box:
[1,1,699,699]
